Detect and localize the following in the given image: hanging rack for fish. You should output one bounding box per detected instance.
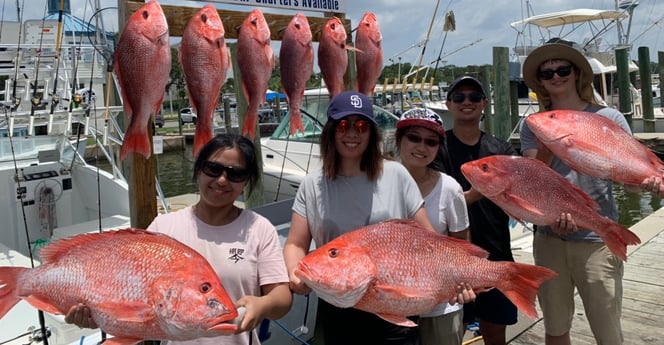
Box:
[35,178,63,237]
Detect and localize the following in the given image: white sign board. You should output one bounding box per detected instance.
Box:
[203,0,345,13]
[153,136,164,155]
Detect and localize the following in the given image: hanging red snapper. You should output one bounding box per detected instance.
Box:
[525,110,664,185]
[280,13,313,136]
[295,219,557,326]
[355,12,383,96]
[179,4,231,158]
[115,0,171,160]
[0,229,238,345]
[237,9,274,140]
[460,155,641,261]
[318,16,348,98]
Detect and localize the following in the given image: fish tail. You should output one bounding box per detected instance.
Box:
[0,267,28,319]
[120,125,152,160]
[241,112,257,140]
[289,108,305,136]
[495,262,558,320]
[598,221,641,261]
[193,124,213,159]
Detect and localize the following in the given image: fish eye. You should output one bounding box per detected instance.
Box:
[481,163,489,172]
[548,113,556,119]
[141,10,148,20]
[328,248,338,257]
[201,14,208,23]
[200,282,211,293]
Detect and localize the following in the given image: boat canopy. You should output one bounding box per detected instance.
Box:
[510,9,627,29]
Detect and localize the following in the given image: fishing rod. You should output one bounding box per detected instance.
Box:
[411,0,440,84]
[47,0,66,133]
[0,0,6,43]
[28,2,49,135]
[8,0,24,115]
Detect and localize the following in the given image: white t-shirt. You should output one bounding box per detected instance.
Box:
[149,207,289,345]
[420,172,470,317]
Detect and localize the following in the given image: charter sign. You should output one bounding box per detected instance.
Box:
[206,0,345,13]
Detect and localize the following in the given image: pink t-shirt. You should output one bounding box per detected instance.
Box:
[148,206,289,345]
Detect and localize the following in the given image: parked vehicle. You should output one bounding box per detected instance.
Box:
[179,107,197,125]
[154,110,164,128]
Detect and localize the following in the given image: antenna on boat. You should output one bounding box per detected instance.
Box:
[431,10,455,81]
[47,0,67,133]
[411,0,440,84]
[28,2,49,135]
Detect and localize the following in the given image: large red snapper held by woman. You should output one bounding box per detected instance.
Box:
[280,13,313,136]
[525,110,664,185]
[318,16,348,99]
[355,12,383,96]
[115,0,171,160]
[294,219,556,327]
[0,230,238,345]
[179,4,231,158]
[460,155,641,261]
[237,8,274,140]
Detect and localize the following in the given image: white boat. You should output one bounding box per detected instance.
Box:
[510,5,664,132]
[261,91,400,202]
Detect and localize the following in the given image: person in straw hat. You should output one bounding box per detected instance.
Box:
[519,39,664,345]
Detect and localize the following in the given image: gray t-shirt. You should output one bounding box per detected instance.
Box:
[519,106,631,242]
[292,160,424,247]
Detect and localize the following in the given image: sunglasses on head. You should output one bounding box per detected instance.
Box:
[201,161,249,183]
[537,65,573,80]
[404,133,440,147]
[450,91,484,104]
[336,118,371,134]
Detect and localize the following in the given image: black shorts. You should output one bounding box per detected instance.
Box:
[316,299,420,345]
[462,288,518,325]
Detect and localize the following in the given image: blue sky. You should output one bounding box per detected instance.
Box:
[9,0,664,69]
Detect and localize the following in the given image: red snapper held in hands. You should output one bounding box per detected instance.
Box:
[295,219,557,326]
[525,110,664,185]
[115,0,171,160]
[460,155,641,261]
[355,12,383,96]
[318,16,348,98]
[237,9,274,140]
[179,4,231,158]
[0,229,238,345]
[280,13,313,136]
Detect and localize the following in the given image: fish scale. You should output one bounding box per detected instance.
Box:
[295,219,556,327]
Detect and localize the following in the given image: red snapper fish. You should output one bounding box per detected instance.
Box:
[179,4,231,158]
[280,13,313,136]
[237,9,274,139]
[355,12,383,96]
[295,219,556,326]
[525,110,664,185]
[318,16,348,98]
[461,155,641,260]
[0,230,238,345]
[115,0,171,160]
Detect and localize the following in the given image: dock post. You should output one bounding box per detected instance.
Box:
[639,46,655,132]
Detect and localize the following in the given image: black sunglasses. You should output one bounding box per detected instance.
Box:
[201,161,249,183]
[537,65,573,80]
[404,133,440,147]
[450,91,484,104]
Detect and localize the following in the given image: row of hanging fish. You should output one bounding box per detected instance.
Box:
[115,0,383,160]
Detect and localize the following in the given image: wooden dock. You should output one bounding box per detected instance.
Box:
[496,206,664,344]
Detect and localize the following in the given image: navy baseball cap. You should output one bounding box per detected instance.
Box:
[327,90,376,124]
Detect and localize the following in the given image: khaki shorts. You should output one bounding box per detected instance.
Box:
[419,309,464,345]
[533,231,623,344]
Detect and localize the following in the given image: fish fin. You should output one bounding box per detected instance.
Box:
[22,295,62,314]
[38,229,152,263]
[193,123,214,159]
[373,284,423,299]
[208,323,239,333]
[375,313,418,327]
[495,262,557,320]
[98,337,143,345]
[289,108,305,136]
[0,267,26,318]
[501,193,546,218]
[102,301,154,322]
[120,122,152,160]
[596,221,641,261]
